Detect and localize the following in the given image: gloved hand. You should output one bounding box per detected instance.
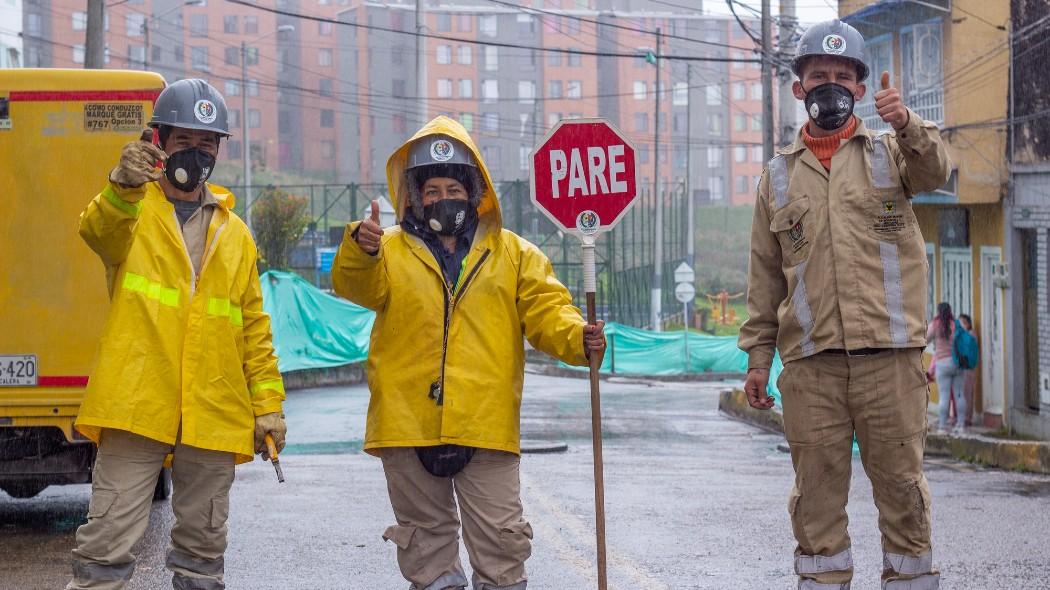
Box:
[109,140,167,190]
[254,412,287,460]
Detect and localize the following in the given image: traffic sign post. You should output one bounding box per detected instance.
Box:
[530,119,638,590]
[675,275,696,374]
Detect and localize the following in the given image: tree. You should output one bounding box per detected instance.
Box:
[250,187,310,271]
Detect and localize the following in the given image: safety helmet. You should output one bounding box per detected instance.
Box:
[148,78,231,136]
[406,134,477,170]
[792,19,869,83]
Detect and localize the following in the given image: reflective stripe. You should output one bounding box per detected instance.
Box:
[72,558,136,583]
[871,135,895,188]
[423,571,470,590]
[879,242,909,346]
[166,547,225,576]
[769,155,790,209]
[207,297,244,327]
[796,548,853,575]
[884,552,934,576]
[250,379,285,396]
[171,572,225,590]
[474,581,526,590]
[123,272,180,307]
[102,184,143,217]
[883,574,939,590]
[791,261,817,357]
[799,580,850,590]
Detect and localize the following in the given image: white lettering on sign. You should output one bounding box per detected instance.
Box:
[548,144,629,198]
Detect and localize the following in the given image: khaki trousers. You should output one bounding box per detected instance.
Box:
[67,429,235,590]
[778,349,940,590]
[380,447,532,590]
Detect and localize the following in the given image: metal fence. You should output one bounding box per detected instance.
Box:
[235,179,694,329]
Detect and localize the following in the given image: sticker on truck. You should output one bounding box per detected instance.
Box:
[0,355,38,387]
[84,102,144,133]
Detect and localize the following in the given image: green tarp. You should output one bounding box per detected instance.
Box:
[261,270,783,400]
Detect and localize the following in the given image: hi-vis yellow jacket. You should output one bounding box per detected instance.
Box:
[77,181,284,463]
[739,111,951,369]
[332,116,587,455]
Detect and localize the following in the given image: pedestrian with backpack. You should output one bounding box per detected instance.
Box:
[927,302,967,434]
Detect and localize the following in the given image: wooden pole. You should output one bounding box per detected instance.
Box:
[582,236,607,590]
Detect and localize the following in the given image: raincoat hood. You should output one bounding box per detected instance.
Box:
[386,115,502,228]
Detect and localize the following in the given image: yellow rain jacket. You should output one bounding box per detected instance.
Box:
[332,116,587,455]
[76,181,284,463]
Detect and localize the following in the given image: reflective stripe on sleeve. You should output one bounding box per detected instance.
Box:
[871,135,895,188]
[206,297,244,327]
[122,272,180,307]
[102,184,143,217]
[769,154,790,209]
[879,242,909,346]
[250,379,285,396]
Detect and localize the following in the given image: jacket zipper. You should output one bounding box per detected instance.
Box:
[434,248,491,406]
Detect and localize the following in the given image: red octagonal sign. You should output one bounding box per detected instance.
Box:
[530,118,639,237]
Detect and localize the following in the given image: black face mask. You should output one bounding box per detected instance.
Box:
[804,83,856,131]
[165,147,216,192]
[423,199,476,236]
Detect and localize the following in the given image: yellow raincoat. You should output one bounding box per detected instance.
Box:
[76,181,284,463]
[332,116,587,455]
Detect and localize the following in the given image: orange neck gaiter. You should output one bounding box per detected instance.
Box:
[802,116,859,170]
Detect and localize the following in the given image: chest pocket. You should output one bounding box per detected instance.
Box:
[770,197,812,268]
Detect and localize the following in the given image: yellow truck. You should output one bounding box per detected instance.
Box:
[0,69,170,499]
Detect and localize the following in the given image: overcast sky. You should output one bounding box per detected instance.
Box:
[700,0,840,25]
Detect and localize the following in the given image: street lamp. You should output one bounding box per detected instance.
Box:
[243,24,294,234]
[141,0,203,71]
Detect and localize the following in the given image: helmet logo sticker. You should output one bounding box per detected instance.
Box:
[430,139,455,162]
[194,99,218,124]
[822,34,846,55]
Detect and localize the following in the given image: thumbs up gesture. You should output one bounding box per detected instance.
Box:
[873,70,910,131]
[355,200,383,255]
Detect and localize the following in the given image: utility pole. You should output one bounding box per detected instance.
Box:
[685,64,695,330]
[242,41,253,234]
[777,0,798,146]
[761,0,774,160]
[650,27,663,332]
[143,21,150,70]
[85,0,105,69]
[416,1,427,124]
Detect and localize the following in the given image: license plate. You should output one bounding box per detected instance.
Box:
[0,355,38,387]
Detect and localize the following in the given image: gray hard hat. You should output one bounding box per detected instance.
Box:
[792,19,869,82]
[148,78,231,136]
[406,134,477,169]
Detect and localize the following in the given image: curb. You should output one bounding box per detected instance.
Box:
[718,389,1050,474]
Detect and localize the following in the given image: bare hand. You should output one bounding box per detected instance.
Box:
[584,320,606,360]
[110,139,167,188]
[356,200,383,255]
[874,71,909,131]
[744,368,775,410]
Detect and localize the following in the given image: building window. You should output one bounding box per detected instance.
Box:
[482,145,501,170]
[223,15,238,34]
[480,15,497,37]
[567,49,581,67]
[548,80,562,99]
[733,82,746,101]
[72,12,87,31]
[225,47,238,66]
[708,113,723,135]
[566,80,582,99]
[733,49,746,69]
[519,144,530,171]
[482,79,499,102]
[751,114,762,132]
[673,82,687,106]
[228,109,240,128]
[548,51,561,67]
[249,109,261,129]
[634,113,648,132]
[460,113,473,131]
[227,140,242,160]
[674,146,687,169]
[482,112,499,134]
[244,46,258,66]
[224,80,240,96]
[734,146,746,163]
[244,16,258,35]
[518,80,536,104]
[673,113,687,133]
[437,79,453,98]
[320,109,334,128]
[318,48,332,66]
[26,13,42,36]
[639,146,649,164]
[126,13,145,37]
[436,13,452,32]
[436,45,451,65]
[73,44,85,64]
[459,79,473,99]
[547,112,561,128]
[733,113,746,132]
[708,176,725,200]
[706,86,721,106]
[751,82,762,100]
[319,78,333,97]
[457,46,472,65]
[152,46,162,64]
[321,141,335,159]
[484,46,498,71]
[707,147,723,168]
[127,44,145,66]
[189,14,207,37]
[633,81,647,100]
[517,14,535,35]
[319,21,332,36]
[735,175,748,194]
[246,79,258,96]
[752,145,763,162]
[191,46,208,70]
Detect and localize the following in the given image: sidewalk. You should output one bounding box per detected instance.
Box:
[718,389,1050,474]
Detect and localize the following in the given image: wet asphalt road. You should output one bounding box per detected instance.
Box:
[2,371,1050,590]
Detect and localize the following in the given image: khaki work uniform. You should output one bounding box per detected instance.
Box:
[70,189,240,590]
[381,448,532,590]
[739,110,951,590]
